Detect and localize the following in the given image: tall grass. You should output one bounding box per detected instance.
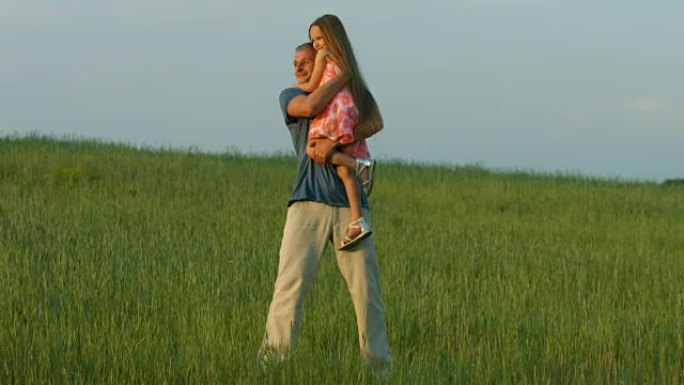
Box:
[1,136,683,384]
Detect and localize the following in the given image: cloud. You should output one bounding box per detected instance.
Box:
[629,95,662,112]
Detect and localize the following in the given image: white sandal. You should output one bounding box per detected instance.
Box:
[339,217,373,250]
[355,157,376,197]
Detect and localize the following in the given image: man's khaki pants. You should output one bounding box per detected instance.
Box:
[258,201,392,368]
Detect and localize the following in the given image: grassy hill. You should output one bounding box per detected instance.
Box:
[1,136,683,384]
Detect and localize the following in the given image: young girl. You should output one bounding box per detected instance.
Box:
[298,14,383,250]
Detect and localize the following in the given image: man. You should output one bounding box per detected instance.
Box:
[257,43,392,373]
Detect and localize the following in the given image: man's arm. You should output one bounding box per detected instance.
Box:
[287,71,349,118]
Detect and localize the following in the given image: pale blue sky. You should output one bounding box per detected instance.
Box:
[1,1,682,181]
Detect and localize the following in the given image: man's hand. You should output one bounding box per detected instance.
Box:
[307,138,339,164]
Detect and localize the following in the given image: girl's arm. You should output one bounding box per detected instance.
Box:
[298,49,329,93]
[287,70,350,118]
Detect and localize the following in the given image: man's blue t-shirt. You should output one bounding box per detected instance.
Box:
[279,87,368,209]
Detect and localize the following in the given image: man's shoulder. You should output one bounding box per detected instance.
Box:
[279,87,309,125]
[280,87,306,103]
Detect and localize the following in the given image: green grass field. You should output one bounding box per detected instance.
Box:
[1,136,683,384]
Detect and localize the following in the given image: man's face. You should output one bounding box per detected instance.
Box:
[293,48,315,85]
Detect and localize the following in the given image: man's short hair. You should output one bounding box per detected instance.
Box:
[296,42,314,52]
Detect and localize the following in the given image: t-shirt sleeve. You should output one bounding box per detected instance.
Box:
[279,87,307,126]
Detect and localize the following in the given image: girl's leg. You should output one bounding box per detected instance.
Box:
[336,165,364,239]
[329,151,356,169]
[329,152,371,185]
[337,165,362,219]
[304,142,370,184]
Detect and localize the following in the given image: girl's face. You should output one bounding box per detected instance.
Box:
[309,25,327,51]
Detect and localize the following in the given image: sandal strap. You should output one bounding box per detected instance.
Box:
[355,157,372,176]
[346,220,361,230]
[340,217,373,250]
[347,217,370,232]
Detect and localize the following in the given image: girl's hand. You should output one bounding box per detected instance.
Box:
[315,48,330,62]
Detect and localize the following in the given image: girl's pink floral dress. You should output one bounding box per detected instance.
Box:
[308,62,370,158]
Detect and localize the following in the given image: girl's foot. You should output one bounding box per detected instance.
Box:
[339,217,373,250]
[355,157,376,197]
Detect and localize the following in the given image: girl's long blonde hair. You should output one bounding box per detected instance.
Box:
[310,14,383,138]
